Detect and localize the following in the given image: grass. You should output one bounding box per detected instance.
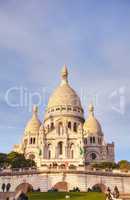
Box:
[28,192,105,200]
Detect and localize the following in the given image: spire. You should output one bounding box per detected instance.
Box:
[61,64,68,85]
[88,103,94,117]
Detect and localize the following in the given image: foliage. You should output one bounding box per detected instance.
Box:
[0,151,36,169]
[92,162,117,169]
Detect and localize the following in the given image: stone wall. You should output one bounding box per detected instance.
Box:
[0,170,130,194]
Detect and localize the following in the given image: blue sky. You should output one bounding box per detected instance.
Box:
[0,0,130,161]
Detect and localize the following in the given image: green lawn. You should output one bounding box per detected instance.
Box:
[28,192,105,200]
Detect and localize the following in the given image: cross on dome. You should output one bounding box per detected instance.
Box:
[32,105,38,117]
[61,64,68,85]
[88,103,94,117]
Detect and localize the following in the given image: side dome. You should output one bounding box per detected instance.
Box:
[44,65,84,120]
[83,104,103,135]
[25,105,41,133]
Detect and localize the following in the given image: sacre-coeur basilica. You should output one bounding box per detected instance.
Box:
[14,65,115,168]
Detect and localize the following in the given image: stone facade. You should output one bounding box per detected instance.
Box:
[14,65,115,167]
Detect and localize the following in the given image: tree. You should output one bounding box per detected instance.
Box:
[0,153,7,168]
[7,151,36,169]
[118,160,130,172]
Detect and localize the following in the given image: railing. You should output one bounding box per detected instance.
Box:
[1,167,130,178]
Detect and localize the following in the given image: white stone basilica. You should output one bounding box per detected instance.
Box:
[14,66,115,167]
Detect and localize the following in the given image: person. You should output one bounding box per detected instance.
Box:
[17,192,28,200]
[1,183,6,192]
[113,186,120,199]
[6,183,11,192]
[106,187,113,200]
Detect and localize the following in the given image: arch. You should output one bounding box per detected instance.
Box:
[53,181,68,192]
[92,183,107,193]
[86,151,100,162]
[15,183,33,194]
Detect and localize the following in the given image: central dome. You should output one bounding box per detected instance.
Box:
[47,81,82,109]
[45,65,84,119]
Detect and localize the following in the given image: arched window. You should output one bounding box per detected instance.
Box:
[51,122,54,130]
[58,142,63,155]
[73,122,77,132]
[33,138,36,144]
[58,122,63,135]
[68,121,71,129]
[90,137,93,144]
[30,138,33,144]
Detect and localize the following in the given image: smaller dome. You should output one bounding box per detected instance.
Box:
[25,105,41,133]
[83,104,103,135]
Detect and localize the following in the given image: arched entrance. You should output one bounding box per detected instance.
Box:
[92,184,107,192]
[15,183,33,194]
[53,182,68,192]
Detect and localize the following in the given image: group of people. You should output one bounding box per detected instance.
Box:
[1,183,11,192]
[106,186,120,200]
